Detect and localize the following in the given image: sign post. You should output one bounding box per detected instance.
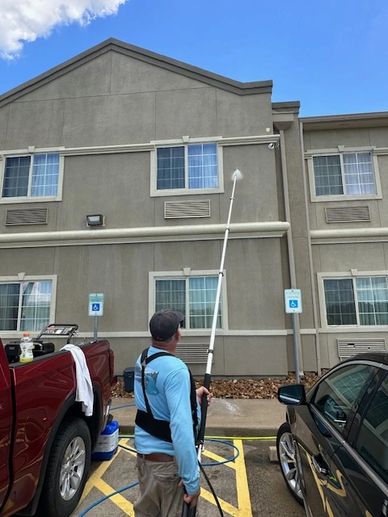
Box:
[284,289,303,383]
[88,293,104,340]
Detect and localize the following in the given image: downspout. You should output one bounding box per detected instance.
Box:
[279,129,304,380]
[299,121,321,375]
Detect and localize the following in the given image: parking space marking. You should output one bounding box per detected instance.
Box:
[200,488,240,516]
[94,478,134,516]
[234,440,252,516]
[203,448,237,469]
[80,450,120,502]
[79,437,253,516]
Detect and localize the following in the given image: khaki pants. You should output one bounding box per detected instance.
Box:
[134,456,184,517]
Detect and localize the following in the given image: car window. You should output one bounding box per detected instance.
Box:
[313,364,377,433]
[355,373,388,484]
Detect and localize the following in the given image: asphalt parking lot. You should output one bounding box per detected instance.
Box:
[73,437,304,517]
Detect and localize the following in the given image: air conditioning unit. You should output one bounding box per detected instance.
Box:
[337,339,386,361]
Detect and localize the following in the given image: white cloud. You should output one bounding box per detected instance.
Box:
[0,0,128,59]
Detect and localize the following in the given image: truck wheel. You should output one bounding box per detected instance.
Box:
[39,418,91,517]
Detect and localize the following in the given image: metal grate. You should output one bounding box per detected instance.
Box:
[6,208,48,226]
[164,200,211,219]
[325,206,370,224]
[176,343,209,364]
[337,339,386,360]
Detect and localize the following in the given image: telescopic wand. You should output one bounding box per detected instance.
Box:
[182,168,243,517]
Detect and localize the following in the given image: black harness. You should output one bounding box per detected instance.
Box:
[135,348,198,443]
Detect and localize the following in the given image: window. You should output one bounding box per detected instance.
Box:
[323,275,388,326]
[156,143,219,192]
[355,374,388,483]
[152,273,224,329]
[313,364,377,433]
[0,279,53,331]
[2,153,60,199]
[312,152,377,198]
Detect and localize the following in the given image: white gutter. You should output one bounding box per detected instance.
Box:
[0,221,289,244]
[311,227,388,240]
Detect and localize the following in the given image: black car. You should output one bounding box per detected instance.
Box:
[276,352,388,517]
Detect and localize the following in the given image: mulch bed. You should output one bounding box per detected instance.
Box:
[112,371,321,400]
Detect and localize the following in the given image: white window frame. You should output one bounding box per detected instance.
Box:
[150,137,224,197]
[149,269,228,334]
[0,274,57,336]
[318,271,388,330]
[306,146,382,202]
[0,147,64,203]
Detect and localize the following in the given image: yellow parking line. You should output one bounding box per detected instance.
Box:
[94,478,135,516]
[119,438,137,456]
[200,487,239,516]
[207,435,276,441]
[82,438,253,516]
[81,450,120,501]
[234,439,253,517]
[202,449,237,470]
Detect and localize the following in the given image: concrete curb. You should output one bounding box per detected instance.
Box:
[117,424,279,437]
[111,397,285,438]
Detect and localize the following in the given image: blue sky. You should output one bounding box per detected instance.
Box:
[0,0,387,116]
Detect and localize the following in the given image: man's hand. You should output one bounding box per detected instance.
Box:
[178,481,200,508]
[196,386,212,404]
[183,489,200,508]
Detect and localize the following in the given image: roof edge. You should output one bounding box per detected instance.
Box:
[109,39,273,94]
[272,101,300,113]
[302,110,388,130]
[0,38,273,108]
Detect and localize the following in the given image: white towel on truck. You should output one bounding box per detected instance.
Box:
[61,344,94,416]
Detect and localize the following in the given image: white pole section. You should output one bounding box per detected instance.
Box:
[205,169,242,377]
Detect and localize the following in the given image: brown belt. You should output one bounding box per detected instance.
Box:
[137,452,174,462]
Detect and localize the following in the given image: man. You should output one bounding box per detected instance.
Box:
[134,309,209,517]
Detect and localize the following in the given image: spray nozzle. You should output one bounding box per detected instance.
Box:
[231,169,243,181]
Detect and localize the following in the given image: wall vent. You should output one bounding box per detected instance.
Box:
[337,339,386,361]
[325,206,370,224]
[6,208,48,226]
[164,200,211,219]
[176,343,209,364]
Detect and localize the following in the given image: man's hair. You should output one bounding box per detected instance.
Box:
[149,309,184,342]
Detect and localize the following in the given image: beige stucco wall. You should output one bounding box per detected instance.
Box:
[0,237,289,375]
[304,123,388,369]
[8,44,388,375]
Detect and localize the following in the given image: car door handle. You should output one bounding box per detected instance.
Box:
[312,454,329,476]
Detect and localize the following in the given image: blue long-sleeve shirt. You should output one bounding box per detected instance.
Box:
[134,345,200,495]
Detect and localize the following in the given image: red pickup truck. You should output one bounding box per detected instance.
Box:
[0,324,115,517]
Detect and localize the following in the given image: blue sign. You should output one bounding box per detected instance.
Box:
[89,293,104,316]
[284,289,302,314]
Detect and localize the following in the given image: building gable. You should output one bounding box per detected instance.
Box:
[0,38,272,109]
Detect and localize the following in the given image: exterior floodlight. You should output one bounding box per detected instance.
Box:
[86,214,104,227]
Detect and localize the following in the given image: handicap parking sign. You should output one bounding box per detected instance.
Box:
[284,289,302,314]
[89,293,104,316]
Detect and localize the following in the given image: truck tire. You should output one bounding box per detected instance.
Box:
[39,418,91,517]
